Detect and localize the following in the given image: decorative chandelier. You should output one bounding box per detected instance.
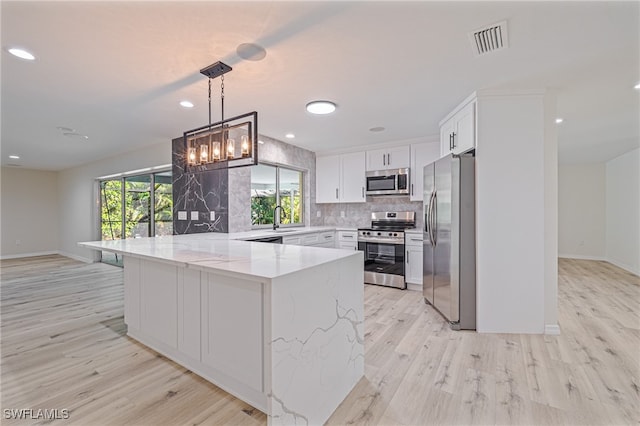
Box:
[184,61,258,171]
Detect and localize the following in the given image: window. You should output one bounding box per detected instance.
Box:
[99,170,173,266]
[251,164,303,227]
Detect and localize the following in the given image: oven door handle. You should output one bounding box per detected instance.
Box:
[357,238,405,245]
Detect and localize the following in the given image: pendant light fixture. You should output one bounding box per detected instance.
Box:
[184,61,258,171]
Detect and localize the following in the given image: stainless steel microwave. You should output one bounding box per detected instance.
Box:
[365,168,410,196]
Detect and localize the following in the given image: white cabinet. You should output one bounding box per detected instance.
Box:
[178,268,201,361]
[440,98,476,157]
[366,146,410,171]
[316,152,366,203]
[283,230,335,248]
[201,273,263,393]
[337,229,358,250]
[139,260,178,349]
[404,232,423,289]
[409,142,440,201]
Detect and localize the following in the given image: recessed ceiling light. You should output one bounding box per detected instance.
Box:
[555,118,564,124]
[306,101,336,115]
[236,43,267,61]
[285,133,295,139]
[635,82,640,90]
[180,100,194,108]
[258,140,265,145]
[8,47,35,60]
[369,126,385,132]
[8,155,20,160]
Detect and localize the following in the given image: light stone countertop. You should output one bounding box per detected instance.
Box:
[79,226,361,280]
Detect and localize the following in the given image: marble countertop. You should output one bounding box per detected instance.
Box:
[79,227,361,280]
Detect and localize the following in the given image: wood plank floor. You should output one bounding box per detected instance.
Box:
[1,256,638,425]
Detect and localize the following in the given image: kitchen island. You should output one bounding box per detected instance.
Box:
[79,232,364,425]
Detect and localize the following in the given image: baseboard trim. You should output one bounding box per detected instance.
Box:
[406,283,422,292]
[558,254,605,261]
[604,258,639,277]
[57,251,94,263]
[0,250,58,260]
[545,324,561,335]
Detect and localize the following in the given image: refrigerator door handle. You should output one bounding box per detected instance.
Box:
[426,191,435,246]
[430,191,438,245]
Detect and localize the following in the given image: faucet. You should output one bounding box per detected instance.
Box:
[273,205,283,231]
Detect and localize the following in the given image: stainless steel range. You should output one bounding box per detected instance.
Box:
[358,211,416,289]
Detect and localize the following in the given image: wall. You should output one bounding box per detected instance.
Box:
[475,90,555,334]
[228,135,318,232]
[606,148,640,275]
[171,137,228,234]
[0,167,60,258]
[558,163,606,259]
[57,141,171,262]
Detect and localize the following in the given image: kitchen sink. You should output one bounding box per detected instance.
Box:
[274,229,298,233]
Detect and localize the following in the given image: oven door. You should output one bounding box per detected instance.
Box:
[358,240,406,289]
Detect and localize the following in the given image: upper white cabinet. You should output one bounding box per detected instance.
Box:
[366,146,410,171]
[316,152,366,203]
[409,142,440,201]
[440,97,476,157]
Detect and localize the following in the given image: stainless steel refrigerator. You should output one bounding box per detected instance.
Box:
[423,153,476,330]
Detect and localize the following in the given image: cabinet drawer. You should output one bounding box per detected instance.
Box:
[301,233,320,245]
[404,234,423,248]
[338,231,357,242]
[282,236,302,245]
[318,232,335,244]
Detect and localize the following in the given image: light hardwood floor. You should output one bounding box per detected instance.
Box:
[1,256,638,425]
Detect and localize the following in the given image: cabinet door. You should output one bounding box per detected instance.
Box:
[123,256,141,330]
[178,268,201,361]
[453,101,475,154]
[440,118,455,157]
[201,273,263,393]
[140,260,178,349]
[338,242,358,251]
[340,151,366,202]
[387,146,410,169]
[410,142,440,201]
[365,148,387,171]
[405,248,423,285]
[316,155,340,203]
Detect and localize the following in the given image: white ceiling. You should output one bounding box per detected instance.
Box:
[1,1,638,171]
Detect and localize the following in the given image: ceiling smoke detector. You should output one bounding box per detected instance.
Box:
[469,20,508,56]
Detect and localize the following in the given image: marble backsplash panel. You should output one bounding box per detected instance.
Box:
[318,198,424,230]
[172,137,229,234]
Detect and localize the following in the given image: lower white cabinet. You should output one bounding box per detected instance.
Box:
[283,231,335,248]
[178,268,201,360]
[404,232,423,288]
[201,273,263,393]
[140,260,178,349]
[337,230,358,250]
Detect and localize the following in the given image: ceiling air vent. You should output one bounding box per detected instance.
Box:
[469,20,508,56]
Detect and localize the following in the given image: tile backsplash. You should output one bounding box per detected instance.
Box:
[317,198,423,229]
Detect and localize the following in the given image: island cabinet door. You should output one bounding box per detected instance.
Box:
[139,260,178,349]
[177,268,201,361]
[123,256,141,330]
[201,273,264,394]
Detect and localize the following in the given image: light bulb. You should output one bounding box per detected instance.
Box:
[227,139,235,159]
[212,142,221,161]
[241,135,250,157]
